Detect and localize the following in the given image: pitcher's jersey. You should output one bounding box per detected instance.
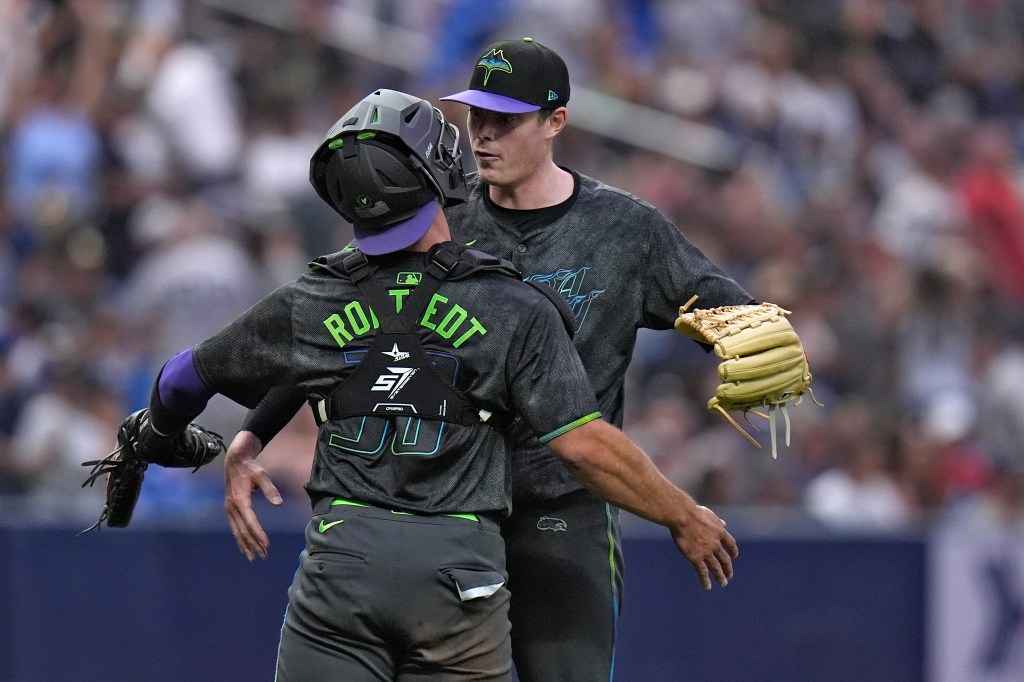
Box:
[193,248,600,516]
[445,172,755,501]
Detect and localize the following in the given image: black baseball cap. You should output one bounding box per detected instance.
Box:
[441,37,570,114]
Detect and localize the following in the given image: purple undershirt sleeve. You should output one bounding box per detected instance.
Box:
[150,348,215,434]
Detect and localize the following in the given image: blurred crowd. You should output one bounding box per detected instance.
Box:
[3,0,1024,534]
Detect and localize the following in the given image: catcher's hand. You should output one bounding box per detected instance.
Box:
[675,297,818,458]
[79,409,225,533]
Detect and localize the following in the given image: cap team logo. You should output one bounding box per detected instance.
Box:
[477,49,512,85]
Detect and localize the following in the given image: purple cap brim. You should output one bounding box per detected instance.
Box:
[440,89,541,114]
[354,200,439,255]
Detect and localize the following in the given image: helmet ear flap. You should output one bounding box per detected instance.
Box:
[323,161,348,216]
[430,117,468,205]
[444,156,465,195]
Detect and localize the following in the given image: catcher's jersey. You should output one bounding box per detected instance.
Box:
[445,172,754,501]
[193,249,599,516]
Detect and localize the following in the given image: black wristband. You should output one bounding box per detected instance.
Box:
[148,376,194,436]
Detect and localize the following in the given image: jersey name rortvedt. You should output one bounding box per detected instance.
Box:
[324,289,487,350]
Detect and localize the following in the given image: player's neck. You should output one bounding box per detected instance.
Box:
[405,212,452,252]
[489,162,573,210]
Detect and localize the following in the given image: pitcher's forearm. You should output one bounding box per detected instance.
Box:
[550,420,697,529]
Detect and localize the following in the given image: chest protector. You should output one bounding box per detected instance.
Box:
[308,243,549,431]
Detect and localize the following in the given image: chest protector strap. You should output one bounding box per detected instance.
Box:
[309,243,515,431]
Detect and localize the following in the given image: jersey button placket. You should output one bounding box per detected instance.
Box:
[517,243,527,253]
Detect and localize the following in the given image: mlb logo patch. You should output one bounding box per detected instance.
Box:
[397,272,422,285]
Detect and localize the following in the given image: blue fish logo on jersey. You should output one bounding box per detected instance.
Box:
[525,267,604,333]
[477,49,513,86]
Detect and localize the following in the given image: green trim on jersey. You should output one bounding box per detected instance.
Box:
[605,501,620,678]
[330,497,479,522]
[538,411,602,444]
[331,498,370,507]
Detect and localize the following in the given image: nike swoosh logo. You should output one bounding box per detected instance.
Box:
[318,519,344,533]
[465,239,477,246]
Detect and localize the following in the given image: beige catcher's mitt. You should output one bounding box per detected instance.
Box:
[675,297,818,458]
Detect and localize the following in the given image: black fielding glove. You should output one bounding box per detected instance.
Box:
[79,409,225,533]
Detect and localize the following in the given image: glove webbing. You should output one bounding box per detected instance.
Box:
[712,402,791,460]
[78,443,143,536]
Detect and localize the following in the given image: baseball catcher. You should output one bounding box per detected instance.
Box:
[79,408,225,533]
[674,296,819,458]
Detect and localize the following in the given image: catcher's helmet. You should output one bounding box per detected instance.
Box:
[310,89,468,236]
